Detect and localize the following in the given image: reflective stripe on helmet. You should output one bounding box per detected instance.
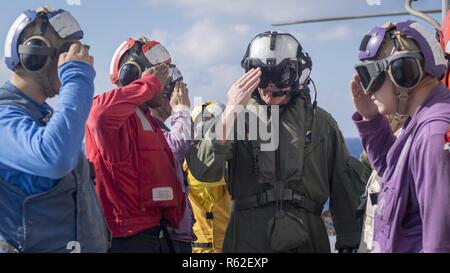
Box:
[110,40,128,76]
[4,13,28,59]
[144,43,171,65]
[48,10,83,40]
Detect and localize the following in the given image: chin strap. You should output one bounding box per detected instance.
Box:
[394,87,410,117]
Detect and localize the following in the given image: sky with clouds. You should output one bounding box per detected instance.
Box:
[0,0,443,137]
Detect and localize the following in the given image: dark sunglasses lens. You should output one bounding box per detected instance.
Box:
[355,65,372,90]
[369,72,386,93]
[258,76,269,88]
[275,81,291,89]
[390,57,421,88]
[259,68,290,89]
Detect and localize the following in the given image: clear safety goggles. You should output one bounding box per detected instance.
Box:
[162,66,184,99]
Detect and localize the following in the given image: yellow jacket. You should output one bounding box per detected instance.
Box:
[185,163,231,253]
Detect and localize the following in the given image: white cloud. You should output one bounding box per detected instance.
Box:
[149,30,169,45]
[314,25,354,42]
[206,64,242,84]
[167,19,251,67]
[232,24,251,36]
[204,64,243,95]
[146,0,353,23]
[156,18,253,105]
[188,63,243,104]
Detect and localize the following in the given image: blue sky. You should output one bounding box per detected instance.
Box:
[0,0,442,137]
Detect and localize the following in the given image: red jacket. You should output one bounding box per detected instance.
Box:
[85,75,184,238]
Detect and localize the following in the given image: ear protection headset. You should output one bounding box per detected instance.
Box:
[110,39,170,86]
[118,40,151,86]
[19,34,58,71]
[5,9,84,72]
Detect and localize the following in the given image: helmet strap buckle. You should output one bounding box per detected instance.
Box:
[395,88,410,115]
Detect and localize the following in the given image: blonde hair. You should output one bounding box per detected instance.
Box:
[376,22,421,60]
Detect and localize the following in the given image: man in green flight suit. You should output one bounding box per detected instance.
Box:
[186,31,368,253]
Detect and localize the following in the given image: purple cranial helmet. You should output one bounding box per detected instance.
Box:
[358,20,446,79]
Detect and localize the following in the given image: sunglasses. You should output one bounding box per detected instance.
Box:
[162,66,183,99]
[59,42,90,55]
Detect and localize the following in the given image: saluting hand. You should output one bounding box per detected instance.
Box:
[226,68,261,109]
[350,73,379,120]
[58,43,94,67]
[170,81,190,109]
[142,63,170,90]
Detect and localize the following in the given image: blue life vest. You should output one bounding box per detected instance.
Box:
[0,87,111,253]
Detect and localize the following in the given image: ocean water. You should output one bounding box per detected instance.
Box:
[345,137,364,158]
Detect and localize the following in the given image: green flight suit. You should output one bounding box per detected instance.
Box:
[186,93,367,253]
